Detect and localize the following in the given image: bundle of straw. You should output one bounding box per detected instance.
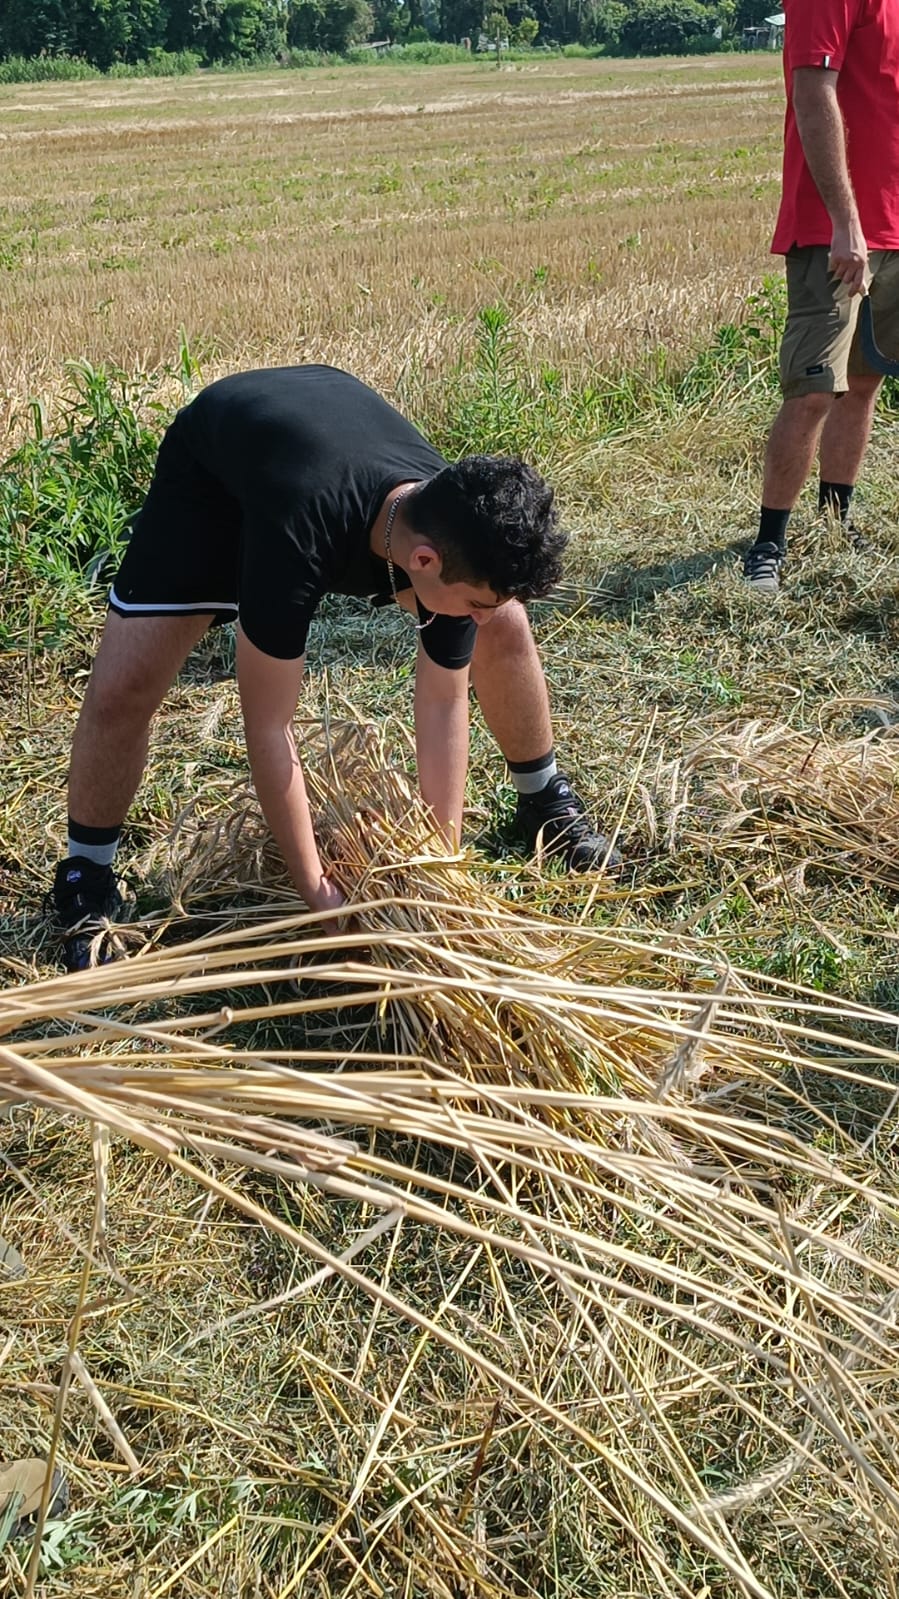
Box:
[664,705,899,892]
[3,720,899,1597]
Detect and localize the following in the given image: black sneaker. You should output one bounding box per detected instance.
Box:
[50,856,124,973]
[513,774,622,872]
[742,540,784,595]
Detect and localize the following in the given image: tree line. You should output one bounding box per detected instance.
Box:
[0,1,781,67]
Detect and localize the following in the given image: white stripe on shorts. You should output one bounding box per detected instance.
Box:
[109,585,239,615]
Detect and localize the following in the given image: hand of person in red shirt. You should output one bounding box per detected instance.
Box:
[829,218,868,297]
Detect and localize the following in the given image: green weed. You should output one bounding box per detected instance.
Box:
[428,300,778,465]
[756,930,855,995]
[0,343,198,646]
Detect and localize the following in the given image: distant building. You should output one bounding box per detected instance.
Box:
[742,12,785,50]
[765,11,786,48]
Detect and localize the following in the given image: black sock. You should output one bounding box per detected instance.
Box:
[756,508,790,554]
[818,480,854,522]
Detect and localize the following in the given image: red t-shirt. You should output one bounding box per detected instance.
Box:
[772,0,899,253]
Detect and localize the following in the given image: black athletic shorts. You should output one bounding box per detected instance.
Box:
[110,421,241,630]
[108,414,478,671]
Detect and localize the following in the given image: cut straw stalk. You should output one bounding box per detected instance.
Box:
[3,720,899,1594]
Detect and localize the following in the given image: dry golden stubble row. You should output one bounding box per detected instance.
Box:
[0,56,782,403]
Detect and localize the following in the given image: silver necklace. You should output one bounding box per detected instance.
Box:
[383,486,436,632]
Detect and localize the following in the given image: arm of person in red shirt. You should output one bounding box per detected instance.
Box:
[414,645,469,851]
[792,65,868,295]
[235,624,347,922]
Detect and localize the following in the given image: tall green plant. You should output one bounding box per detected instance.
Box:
[0,346,199,645]
[441,305,536,454]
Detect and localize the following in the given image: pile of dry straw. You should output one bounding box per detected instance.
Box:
[2,720,899,1597]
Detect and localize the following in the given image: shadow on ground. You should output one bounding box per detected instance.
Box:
[545,542,744,619]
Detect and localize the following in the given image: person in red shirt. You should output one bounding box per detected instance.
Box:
[743,0,899,595]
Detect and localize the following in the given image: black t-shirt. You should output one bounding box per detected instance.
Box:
[177,365,477,669]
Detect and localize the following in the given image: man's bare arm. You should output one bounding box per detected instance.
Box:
[793,66,867,294]
[414,647,470,851]
[235,623,345,919]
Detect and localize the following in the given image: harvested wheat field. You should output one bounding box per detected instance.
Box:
[3,51,899,1599]
[0,53,785,404]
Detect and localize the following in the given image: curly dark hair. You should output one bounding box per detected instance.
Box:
[403,455,567,600]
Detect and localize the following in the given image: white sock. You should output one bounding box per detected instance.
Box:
[509,753,557,796]
[67,821,121,868]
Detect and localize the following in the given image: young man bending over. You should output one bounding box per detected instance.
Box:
[53,364,618,971]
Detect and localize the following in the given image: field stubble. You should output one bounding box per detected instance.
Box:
[0,55,783,403]
[3,52,899,1599]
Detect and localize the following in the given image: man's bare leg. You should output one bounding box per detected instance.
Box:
[471,602,619,869]
[818,374,881,488]
[69,611,213,827]
[761,392,834,511]
[54,612,213,968]
[747,391,839,594]
[469,600,553,763]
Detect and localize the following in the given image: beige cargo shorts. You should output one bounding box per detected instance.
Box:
[780,245,899,397]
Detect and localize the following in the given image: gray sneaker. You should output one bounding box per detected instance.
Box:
[742,540,784,595]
